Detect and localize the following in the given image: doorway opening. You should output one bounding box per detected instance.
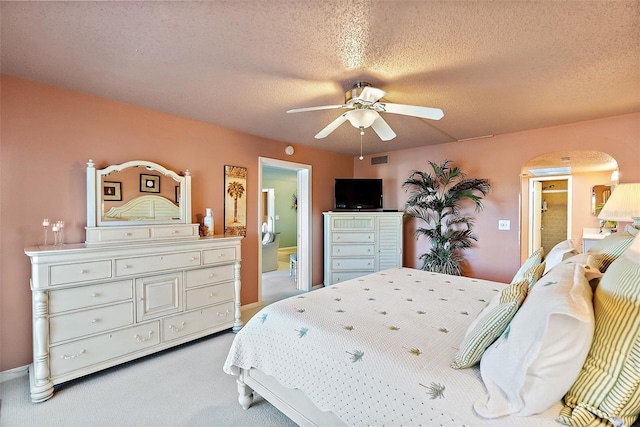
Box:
[258,157,312,304]
[528,176,572,256]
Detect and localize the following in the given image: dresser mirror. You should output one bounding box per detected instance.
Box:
[86,159,199,245]
[591,184,612,215]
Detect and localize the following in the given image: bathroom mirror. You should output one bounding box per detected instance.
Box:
[86,159,198,245]
[591,184,612,215]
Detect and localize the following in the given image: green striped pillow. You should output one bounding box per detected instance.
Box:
[451,280,529,369]
[511,247,544,284]
[559,238,640,427]
[587,225,638,272]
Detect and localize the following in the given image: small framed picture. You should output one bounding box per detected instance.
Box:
[140,174,160,193]
[175,185,181,204]
[103,181,122,201]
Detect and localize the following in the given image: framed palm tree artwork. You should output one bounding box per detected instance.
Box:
[224,165,247,236]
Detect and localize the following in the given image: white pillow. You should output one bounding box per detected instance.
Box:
[474,261,595,418]
[553,252,603,282]
[262,232,273,244]
[543,239,578,275]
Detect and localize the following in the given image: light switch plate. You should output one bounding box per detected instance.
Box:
[498,220,511,230]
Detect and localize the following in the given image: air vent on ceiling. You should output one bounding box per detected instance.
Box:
[528,167,572,176]
[371,156,388,165]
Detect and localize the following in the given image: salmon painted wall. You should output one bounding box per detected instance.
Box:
[0,75,354,371]
[355,113,640,283]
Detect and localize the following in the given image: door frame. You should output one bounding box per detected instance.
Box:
[258,157,312,297]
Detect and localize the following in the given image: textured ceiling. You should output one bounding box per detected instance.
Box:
[1,1,639,157]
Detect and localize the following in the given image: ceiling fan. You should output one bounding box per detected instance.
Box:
[287,82,444,141]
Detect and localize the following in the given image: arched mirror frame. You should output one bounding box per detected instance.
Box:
[86,159,198,245]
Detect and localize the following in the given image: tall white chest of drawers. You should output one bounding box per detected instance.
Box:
[323,211,403,286]
[24,236,242,402]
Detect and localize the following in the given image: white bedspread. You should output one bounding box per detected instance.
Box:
[224,267,562,426]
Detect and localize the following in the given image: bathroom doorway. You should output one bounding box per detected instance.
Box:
[258,157,312,304]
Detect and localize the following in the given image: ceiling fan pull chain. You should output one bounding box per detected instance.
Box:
[359,127,364,160]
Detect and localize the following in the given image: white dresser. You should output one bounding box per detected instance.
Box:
[323,211,403,286]
[25,236,242,403]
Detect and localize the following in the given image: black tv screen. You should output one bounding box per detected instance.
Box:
[334,178,383,210]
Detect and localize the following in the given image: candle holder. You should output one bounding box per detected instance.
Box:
[56,220,65,246]
[42,218,50,246]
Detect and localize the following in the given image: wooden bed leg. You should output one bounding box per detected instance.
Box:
[237,377,254,410]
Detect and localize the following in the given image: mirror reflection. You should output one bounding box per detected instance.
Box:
[100,165,182,223]
[591,184,612,216]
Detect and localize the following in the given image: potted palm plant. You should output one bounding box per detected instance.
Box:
[402,160,491,276]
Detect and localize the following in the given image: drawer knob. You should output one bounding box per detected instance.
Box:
[122,265,130,269]
[134,331,154,342]
[79,269,87,274]
[209,292,215,298]
[91,318,99,323]
[172,230,179,234]
[217,309,231,317]
[91,293,99,297]
[124,232,132,236]
[217,254,224,258]
[169,322,185,332]
[209,273,215,279]
[190,257,197,262]
[61,349,86,360]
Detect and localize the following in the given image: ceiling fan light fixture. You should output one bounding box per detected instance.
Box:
[346,109,379,129]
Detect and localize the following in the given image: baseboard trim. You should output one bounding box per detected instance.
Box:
[241,301,261,311]
[0,364,29,383]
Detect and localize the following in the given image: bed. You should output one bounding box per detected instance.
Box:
[103,194,180,221]
[224,228,640,427]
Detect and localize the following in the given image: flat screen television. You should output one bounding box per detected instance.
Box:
[334,178,383,210]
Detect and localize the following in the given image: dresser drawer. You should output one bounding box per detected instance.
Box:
[330,216,375,230]
[50,322,160,379]
[331,244,374,257]
[185,265,234,288]
[162,301,234,342]
[49,260,112,286]
[185,282,234,310]
[331,257,374,271]
[152,225,198,238]
[115,251,201,276]
[330,271,370,285]
[202,247,237,265]
[49,280,133,314]
[331,232,374,243]
[93,227,151,243]
[50,302,134,344]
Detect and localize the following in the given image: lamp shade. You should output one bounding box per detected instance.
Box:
[598,183,640,228]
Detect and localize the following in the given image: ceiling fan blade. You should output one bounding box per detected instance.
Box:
[371,116,397,141]
[358,86,386,103]
[314,113,349,139]
[378,102,444,120]
[287,104,346,114]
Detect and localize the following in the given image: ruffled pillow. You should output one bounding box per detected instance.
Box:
[543,239,578,275]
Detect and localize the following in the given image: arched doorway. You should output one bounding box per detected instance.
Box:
[520,150,618,261]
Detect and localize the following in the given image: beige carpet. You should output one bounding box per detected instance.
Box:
[0,329,297,426]
[261,248,304,303]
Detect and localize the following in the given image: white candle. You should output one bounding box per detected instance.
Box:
[51,225,59,232]
[42,219,49,227]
